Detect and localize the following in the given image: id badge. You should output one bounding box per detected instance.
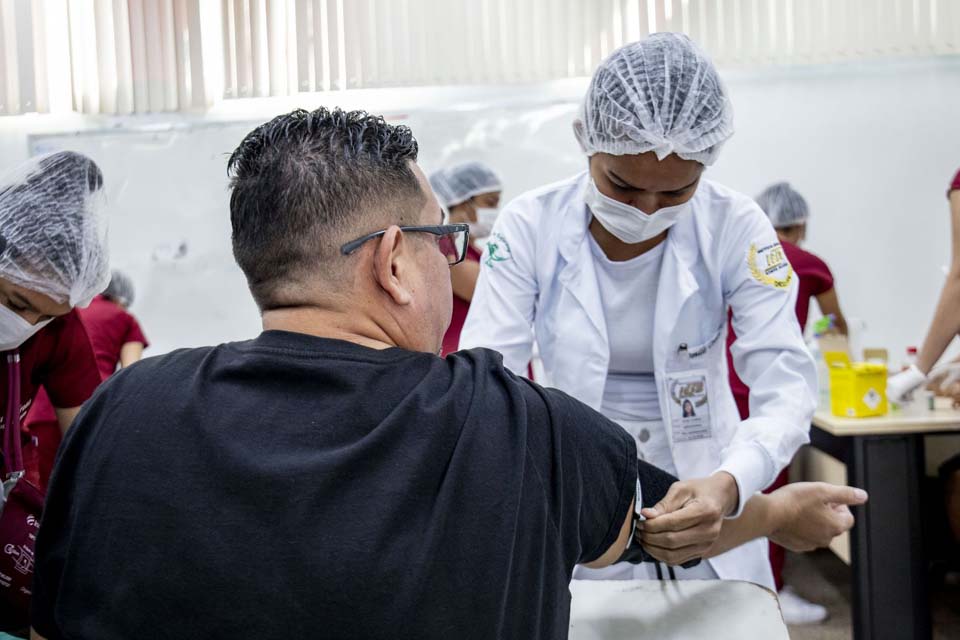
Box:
[664,368,713,443]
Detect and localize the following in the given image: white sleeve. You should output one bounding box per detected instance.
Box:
[459,201,539,375]
[717,205,816,515]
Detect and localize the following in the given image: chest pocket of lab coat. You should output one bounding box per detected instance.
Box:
[683,323,725,363]
[670,293,726,375]
[664,320,728,449]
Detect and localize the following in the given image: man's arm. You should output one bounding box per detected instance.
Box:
[582,499,635,569]
[601,462,740,568]
[640,482,868,566]
[608,460,738,567]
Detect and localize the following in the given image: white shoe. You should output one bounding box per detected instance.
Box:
[779,586,829,625]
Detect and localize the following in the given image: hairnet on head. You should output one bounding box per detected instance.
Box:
[756,182,809,228]
[103,269,135,307]
[0,151,110,308]
[429,161,503,209]
[573,33,734,166]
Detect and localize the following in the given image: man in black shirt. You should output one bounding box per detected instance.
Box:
[31,108,866,639]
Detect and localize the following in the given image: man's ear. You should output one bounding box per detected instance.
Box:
[373,225,414,306]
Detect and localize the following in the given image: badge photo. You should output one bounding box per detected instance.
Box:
[665,370,713,443]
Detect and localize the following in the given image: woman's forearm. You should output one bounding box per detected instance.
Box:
[918,273,960,373]
[703,494,776,558]
[917,192,960,373]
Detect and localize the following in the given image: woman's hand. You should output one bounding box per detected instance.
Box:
[637,472,738,565]
[927,360,960,406]
[767,482,868,552]
[887,365,928,404]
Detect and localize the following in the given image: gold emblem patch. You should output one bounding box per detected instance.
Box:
[747,242,793,289]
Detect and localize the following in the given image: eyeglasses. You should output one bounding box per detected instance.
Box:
[340,224,471,266]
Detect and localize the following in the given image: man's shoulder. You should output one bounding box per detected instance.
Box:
[446,347,619,432]
[130,344,217,371]
[443,348,547,414]
[445,347,517,394]
[99,343,229,394]
[445,345,507,371]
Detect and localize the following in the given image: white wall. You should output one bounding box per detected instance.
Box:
[1,57,959,364]
[711,56,960,363]
[0,82,587,355]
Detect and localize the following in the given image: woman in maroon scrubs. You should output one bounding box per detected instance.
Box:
[0,151,110,631]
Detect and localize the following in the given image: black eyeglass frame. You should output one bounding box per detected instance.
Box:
[340,224,471,266]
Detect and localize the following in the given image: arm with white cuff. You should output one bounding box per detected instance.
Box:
[891,188,960,401]
[722,206,817,516]
[616,461,868,567]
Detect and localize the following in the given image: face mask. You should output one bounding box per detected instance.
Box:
[0,304,53,351]
[468,207,499,240]
[583,178,693,244]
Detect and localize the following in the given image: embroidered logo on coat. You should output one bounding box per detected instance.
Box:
[485,232,513,267]
[747,242,793,289]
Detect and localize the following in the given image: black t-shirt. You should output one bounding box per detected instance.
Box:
[32,331,636,639]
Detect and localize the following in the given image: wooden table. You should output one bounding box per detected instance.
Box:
[568,579,788,639]
[811,408,960,640]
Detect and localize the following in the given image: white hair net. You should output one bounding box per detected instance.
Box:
[429,161,503,209]
[103,269,135,307]
[0,151,110,307]
[756,182,809,228]
[573,33,734,165]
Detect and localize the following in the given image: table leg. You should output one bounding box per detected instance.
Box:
[849,434,931,640]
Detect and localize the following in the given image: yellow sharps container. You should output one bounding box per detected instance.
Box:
[824,351,888,418]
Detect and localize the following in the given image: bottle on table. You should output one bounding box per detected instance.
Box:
[903,346,918,371]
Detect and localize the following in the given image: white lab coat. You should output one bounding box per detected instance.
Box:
[460,172,817,588]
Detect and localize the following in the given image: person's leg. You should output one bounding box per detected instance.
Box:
[734,390,793,590]
[741,388,827,624]
[941,454,960,555]
[942,455,960,588]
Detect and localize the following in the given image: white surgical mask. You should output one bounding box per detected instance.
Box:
[0,304,53,352]
[583,178,693,244]
[468,207,499,240]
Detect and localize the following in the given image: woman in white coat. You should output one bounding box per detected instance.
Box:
[461,33,817,588]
